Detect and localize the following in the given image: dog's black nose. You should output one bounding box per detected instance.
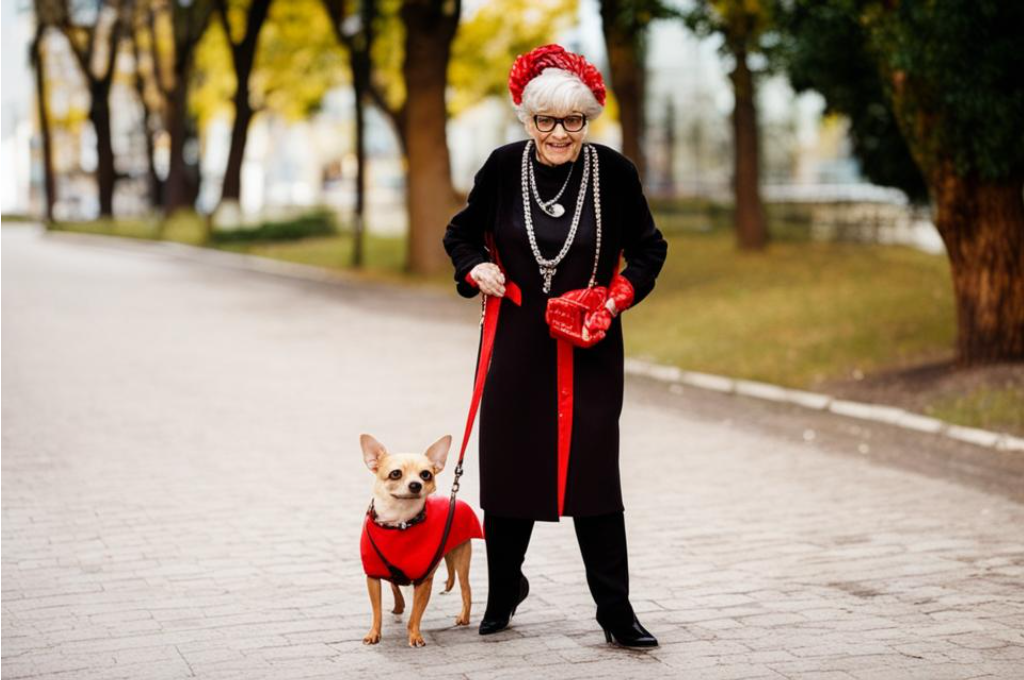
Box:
[408,481,422,493]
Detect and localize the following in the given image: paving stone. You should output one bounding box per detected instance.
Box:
[3,226,1023,679]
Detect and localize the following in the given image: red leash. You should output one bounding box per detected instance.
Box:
[455,234,523,474]
[383,235,520,585]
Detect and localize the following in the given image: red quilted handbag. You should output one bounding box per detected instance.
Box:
[545,286,611,349]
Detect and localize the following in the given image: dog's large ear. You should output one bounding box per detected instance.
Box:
[360,434,388,473]
[425,435,452,473]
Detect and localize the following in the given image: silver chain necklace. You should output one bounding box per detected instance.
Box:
[528,147,574,217]
[520,140,603,294]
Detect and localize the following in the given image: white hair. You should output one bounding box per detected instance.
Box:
[514,68,604,124]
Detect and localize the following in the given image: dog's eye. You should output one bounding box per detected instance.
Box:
[420,471,433,481]
[388,470,402,480]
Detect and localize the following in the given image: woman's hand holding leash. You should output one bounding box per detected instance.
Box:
[470,263,506,297]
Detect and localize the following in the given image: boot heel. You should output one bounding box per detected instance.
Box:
[601,616,659,647]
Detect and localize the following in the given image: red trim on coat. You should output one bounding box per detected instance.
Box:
[552,252,626,515]
[556,339,574,515]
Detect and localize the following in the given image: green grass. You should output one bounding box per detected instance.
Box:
[1,213,40,223]
[215,231,444,288]
[50,216,162,239]
[48,211,449,289]
[624,230,955,389]
[50,212,209,245]
[210,208,337,243]
[925,385,1024,434]
[648,197,816,243]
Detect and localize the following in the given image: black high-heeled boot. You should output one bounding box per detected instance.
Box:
[478,574,529,635]
[573,511,657,647]
[479,513,534,635]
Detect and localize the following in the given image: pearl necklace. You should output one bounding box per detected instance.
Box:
[528,146,574,217]
[520,140,603,294]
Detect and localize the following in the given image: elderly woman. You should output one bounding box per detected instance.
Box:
[442,44,667,647]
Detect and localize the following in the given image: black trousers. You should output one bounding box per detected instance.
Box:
[483,511,636,629]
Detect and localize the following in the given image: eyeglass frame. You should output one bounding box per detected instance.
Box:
[532,113,588,133]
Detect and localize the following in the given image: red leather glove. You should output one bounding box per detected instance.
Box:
[584,304,612,339]
[582,273,635,337]
[546,286,610,348]
[607,272,635,316]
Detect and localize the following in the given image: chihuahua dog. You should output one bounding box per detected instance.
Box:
[360,434,482,647]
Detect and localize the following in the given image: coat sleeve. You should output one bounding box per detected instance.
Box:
[617,161,668,307]
[443,149,499,298]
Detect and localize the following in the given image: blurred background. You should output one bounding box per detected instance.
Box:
[2,0,1022,435]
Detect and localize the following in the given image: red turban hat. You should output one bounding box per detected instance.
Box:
[508,44,606,107]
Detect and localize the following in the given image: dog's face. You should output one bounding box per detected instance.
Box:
[360,434,451,505]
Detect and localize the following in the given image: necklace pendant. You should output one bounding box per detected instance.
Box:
[546,203,565,218]
[540,266,556,294]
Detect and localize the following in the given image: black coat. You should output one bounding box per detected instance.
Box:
[443,139,667,521]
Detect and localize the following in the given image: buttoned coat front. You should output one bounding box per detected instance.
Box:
[443,140,667,522]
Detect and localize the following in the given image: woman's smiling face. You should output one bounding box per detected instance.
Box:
[526,110,587,166]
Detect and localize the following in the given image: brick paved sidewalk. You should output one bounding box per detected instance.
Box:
[3,225,1023,679]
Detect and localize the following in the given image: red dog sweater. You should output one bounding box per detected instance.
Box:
[361,496,484,582]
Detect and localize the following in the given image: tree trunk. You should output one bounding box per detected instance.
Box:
[322,0,377,269]
[730,45,767,250]
[663,97,675,194]
[163,71,192,213]
[399,0,460,276]
[139,96,162,208]
[220,73,254,203]
[160,1,213,216]
[90,81,116,217]
[600,0,645,180]
[31,25,56,222]
[931,166,1024,363]
[163,34,206,216]
[217,0,271,207]
[130,36,162,208]
[60,11,123,220]
[352,72,367,268]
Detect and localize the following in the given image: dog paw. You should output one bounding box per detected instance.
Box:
[454,614,470,626]
[391,606,404,615]
[407,633,426,647]
[362,630,381,645]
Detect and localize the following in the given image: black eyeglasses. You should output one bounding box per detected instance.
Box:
[533,114,587,133]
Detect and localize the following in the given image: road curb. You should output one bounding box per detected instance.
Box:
[37,225,1024,454]
[625,358,1024,453]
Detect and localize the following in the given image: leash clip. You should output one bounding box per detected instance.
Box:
[451,461,464,494]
